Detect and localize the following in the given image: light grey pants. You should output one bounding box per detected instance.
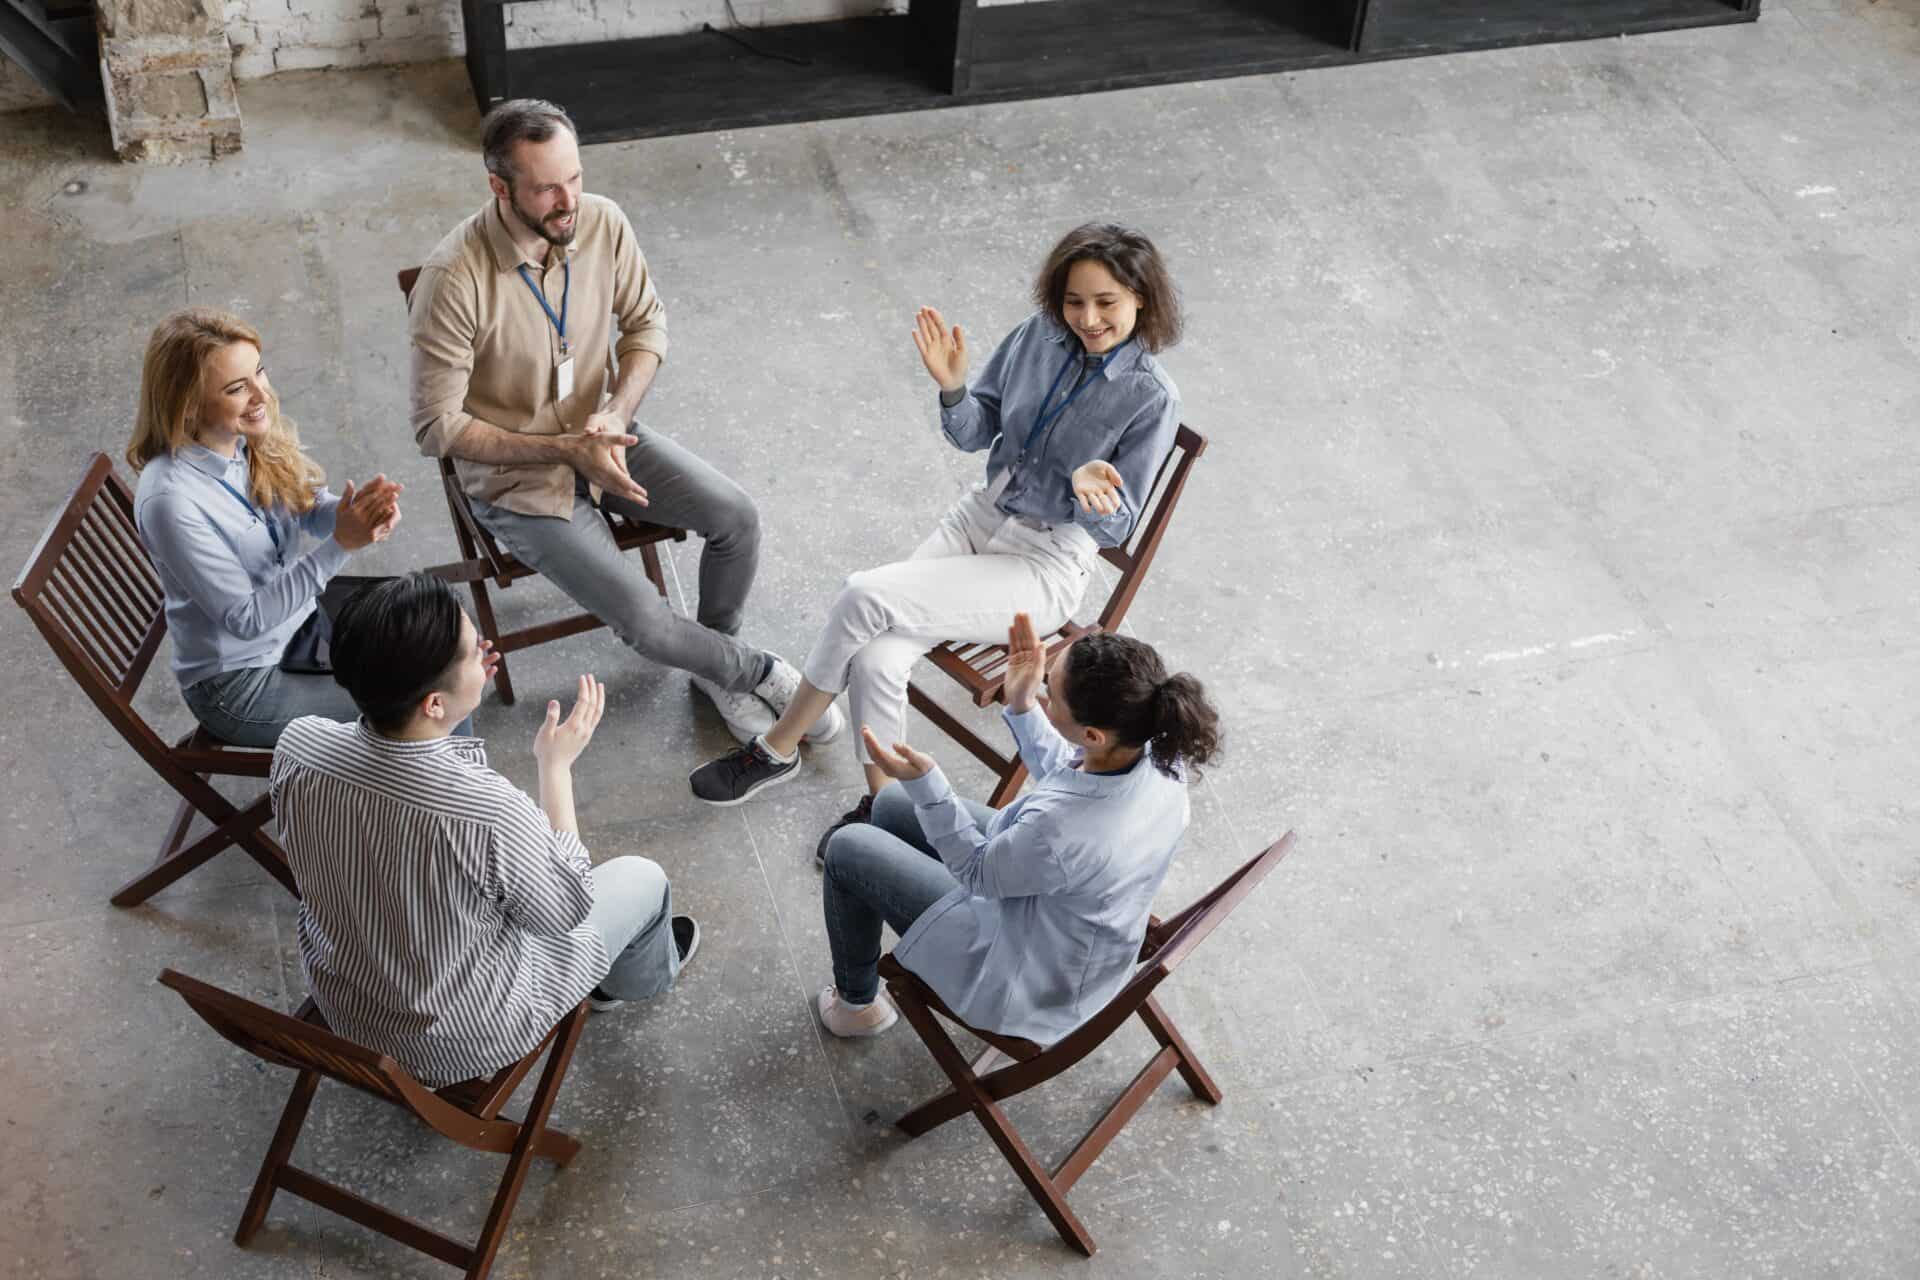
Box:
[471,427,767,692]
[581,855,681,1001]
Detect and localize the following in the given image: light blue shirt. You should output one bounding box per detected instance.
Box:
[133,443,348,688]
[894,705,1190,1045]
[939,312,1181,549]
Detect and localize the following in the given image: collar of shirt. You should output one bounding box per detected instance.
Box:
[176,439,248,483]
[1046,749,1152,798]
[482,198,578,275]
[1040,317,1147,382]
[353,718,488,760]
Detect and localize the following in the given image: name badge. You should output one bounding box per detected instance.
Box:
[555,354,575,401]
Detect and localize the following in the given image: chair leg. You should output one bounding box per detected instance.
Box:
[464,1006,587,1280]
[1137,994,1223,1104]
[110,792,278,907]
[466,578,516,706]
[986,759,1029,809]
[892,989,1097,1256]
[235,1068,320,1245]
[640,540,667,598]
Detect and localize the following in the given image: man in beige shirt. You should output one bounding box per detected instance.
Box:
[408,99,842,747]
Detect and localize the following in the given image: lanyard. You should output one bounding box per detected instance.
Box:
[517,261,570,354]
[1023,335,1131,452]
[212,474,283,567]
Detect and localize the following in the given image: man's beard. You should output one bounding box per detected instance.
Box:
[509,189,577,247]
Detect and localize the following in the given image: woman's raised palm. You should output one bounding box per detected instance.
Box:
[912,306,968,391]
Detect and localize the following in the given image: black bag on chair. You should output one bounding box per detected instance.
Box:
[278,575,391,675]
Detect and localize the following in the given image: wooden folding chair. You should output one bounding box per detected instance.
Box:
[907,424,1209,805]
[159,968,588,1279]
[879,829,1296,1256]
[11,453,298,905]
[398,265,690,706]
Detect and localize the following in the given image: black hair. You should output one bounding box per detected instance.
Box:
[1033,222,1184,354]
[1059,632,1220,779]
[330,571,465,734]
[481,98,577,187]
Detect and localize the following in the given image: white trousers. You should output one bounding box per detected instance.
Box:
[803,485,1097,763]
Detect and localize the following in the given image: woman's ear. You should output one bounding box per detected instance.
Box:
[421,690,447,723]
[1080,725,1111,752]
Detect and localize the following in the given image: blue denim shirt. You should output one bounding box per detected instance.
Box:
[133,443,347,688]
[894,705,1190,1045]
[940,313,1180,548]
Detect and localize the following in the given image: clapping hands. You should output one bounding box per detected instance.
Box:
[861,726,935,782]
[334,475,404,551]
[1003,612,1047,714]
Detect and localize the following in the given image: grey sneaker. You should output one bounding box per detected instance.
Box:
[754,655,846,744]
[692,673,776,745]
[689,736,800,806]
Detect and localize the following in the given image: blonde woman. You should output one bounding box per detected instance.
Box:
[128,308,406,747]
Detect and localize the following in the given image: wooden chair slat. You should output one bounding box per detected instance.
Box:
[67,515,151,654]
[880,830,1295,1255]
[48,560,137,679]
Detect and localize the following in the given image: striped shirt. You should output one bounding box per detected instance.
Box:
[269,716,610,1087]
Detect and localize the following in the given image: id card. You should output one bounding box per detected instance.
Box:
[555,354,575,401]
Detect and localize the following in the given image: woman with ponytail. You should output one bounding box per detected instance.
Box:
[128,308,407,747]
[812,611,1219,1041]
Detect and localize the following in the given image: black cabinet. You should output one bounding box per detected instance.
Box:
[460,0,1757,143]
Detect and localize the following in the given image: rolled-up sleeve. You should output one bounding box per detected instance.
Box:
[408,265,480,459]
[608,207,669,366]
[1072,382,1179,548]
[901,765,1077,900]
[489,787,597,937]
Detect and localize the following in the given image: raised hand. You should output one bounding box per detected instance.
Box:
[533,674,605,770]
[1003,612,1046,714]
[1071,459,1124,517]
[911,306,968,392]
[334,476,404,551]
[861,725,935,782]
[478,638,502,683]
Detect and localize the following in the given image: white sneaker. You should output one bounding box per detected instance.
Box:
[817,985,898,1038]
[755,655,846,744]
[692,673,775,744]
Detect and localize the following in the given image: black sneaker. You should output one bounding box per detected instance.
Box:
[814,793,876,867]
[590,915,700,1013]
[689,737,799,806]
[672,914,701,968]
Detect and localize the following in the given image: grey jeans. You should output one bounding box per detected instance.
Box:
[581,855,682,1001]
[182,664,360,748]
[471,427,766,692]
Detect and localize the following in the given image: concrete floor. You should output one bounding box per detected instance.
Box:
[3,1,1919,1275]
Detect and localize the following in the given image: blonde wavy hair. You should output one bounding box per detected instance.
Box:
[125,308,324,515]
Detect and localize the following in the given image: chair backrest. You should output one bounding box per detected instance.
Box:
[12,453,172,752]
[1092,424,1207,633]
[1025,830,1297,1077]
[160,967,412,1104]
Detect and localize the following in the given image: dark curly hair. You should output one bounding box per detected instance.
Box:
[1059,632,1219,778]
[1033,222,1183,354]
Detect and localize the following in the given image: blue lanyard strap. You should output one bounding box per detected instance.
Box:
[517,261,570,352]
[1022,335,1132,452]
[212,474,283,566]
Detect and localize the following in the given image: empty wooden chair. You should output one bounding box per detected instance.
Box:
[878,829,1296,1255]
[11,453,297,905]
[159,968,589,1279]
[398,265,690,706]
[906,424,1208,805]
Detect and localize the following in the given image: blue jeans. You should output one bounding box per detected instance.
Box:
[182,665,475,747]
[582,855,682,1001]
[821,783,996,1004]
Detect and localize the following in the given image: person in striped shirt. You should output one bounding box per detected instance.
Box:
[269,572,699,1087]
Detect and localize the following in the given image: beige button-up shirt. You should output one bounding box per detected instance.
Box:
[408,194,668,519]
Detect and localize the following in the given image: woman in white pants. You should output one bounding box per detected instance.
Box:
[689,222,1184,858]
